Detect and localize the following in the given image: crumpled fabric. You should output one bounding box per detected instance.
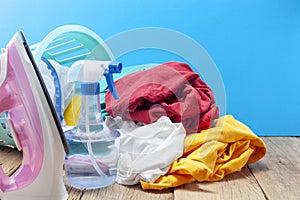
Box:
[105,62,219,133]
[105,116,186,185]
[140,115,267,190]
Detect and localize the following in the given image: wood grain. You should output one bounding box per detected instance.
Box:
[1,137,300,200]
[174,167,266,200]
[79,183,173,200]
[248,137,300,200]
[66,186,84,200]
[0,147,22,176]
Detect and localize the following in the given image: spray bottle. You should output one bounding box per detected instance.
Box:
[64,60,122,189]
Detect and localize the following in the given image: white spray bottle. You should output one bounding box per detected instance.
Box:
[64,60,122,189]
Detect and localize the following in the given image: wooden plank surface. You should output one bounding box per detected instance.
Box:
[1,137,300,200]
[67,183,173,200]
[0,146,22,176]
[174,167,266,200]
[66,185,84,200]
[248,137,300,200]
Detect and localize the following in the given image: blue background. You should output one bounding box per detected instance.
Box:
[1,0,299,136]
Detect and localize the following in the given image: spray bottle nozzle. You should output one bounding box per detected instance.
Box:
[67,60,122,99]
[108,62,122,73]
[104,62,122,99]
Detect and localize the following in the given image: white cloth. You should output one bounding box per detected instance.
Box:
[105,116,186,185]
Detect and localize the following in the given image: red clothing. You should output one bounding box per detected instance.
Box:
[105,62,219,133]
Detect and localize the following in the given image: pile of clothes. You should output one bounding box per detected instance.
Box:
[104,62,267,190]
[0,60,267,190]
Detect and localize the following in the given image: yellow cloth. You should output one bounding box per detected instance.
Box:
[140,115,267,190]
[63,96,81,126]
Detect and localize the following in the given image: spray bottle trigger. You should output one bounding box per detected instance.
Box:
[104,62,122,100]
[104,73,119,99]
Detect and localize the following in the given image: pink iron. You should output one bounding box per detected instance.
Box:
[0,32,69,199]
